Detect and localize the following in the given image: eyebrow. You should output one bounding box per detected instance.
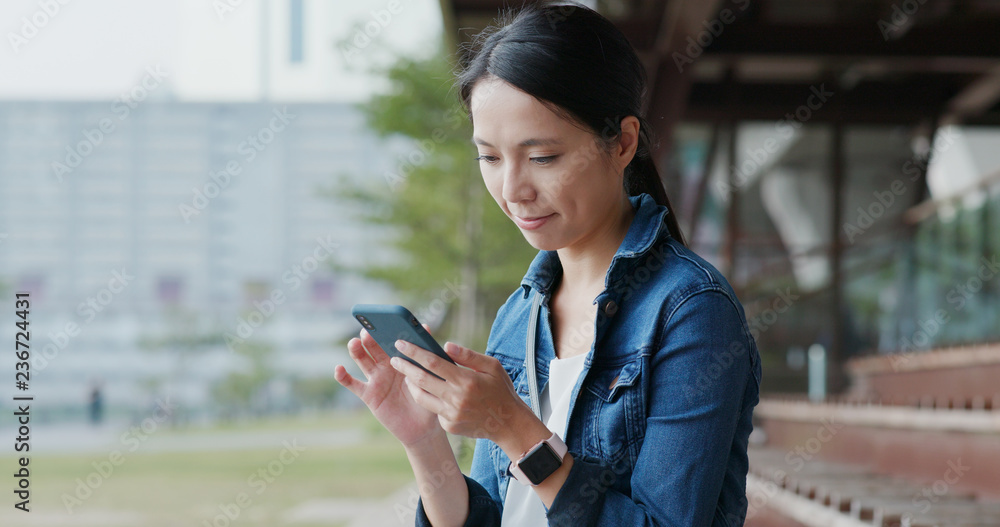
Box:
[472,137,563,148]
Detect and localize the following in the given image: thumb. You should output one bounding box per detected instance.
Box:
[334,365,365,399]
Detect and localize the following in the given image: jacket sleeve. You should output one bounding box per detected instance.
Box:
[544,288,761,527]
[415,290,522,526]
[414,437,503,526]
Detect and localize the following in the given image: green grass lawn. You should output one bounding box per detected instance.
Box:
[0,410,474,526]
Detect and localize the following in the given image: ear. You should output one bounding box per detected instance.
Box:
[615,116,641,175]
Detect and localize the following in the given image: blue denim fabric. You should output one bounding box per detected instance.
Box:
[415,192,762,526]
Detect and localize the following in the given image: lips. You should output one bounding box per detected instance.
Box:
[512,212,555,230]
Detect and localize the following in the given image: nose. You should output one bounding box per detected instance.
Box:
[500,159,535,204]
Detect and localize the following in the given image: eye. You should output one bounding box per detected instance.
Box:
[531,155,558,165]
[475,154,498,164]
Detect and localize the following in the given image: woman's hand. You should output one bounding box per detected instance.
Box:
[334,325,442,448]
[390,339,542,446]
[391,339,573,510]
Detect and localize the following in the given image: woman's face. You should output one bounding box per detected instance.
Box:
[469,76,631,252]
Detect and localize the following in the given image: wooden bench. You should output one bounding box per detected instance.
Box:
[748,446,1000,527]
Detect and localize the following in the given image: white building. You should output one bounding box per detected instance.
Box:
[0,0,442,417]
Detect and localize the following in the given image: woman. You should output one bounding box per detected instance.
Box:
[334,2,761,526]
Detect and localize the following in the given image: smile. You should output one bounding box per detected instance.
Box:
[513,213,555,230]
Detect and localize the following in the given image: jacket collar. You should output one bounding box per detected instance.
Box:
[519,192,671,299]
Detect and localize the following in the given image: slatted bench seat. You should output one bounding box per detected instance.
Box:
[747,446,1000,527]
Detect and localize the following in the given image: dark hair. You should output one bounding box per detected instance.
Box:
[455,1,686,246]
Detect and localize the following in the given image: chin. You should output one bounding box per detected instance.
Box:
[521,232,563,252]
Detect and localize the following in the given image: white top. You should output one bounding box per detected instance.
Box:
[500,351,588,526]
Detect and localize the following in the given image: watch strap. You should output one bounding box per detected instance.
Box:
[507,431,567,486]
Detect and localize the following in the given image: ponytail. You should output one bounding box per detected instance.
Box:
[623,119,687,247]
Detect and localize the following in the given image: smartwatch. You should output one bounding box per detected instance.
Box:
[507,432,568,486]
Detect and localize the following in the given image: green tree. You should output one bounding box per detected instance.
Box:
[211,340,277,420]
[137,307,231,425]
[329,40,537,351]
[138,307,280,420]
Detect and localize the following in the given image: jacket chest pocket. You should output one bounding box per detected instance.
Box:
[582,357,646,469]
[494,353,529,399]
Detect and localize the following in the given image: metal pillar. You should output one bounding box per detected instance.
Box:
[725,122,740,284]
[830,122,846,393]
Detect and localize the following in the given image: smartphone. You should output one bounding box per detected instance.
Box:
[350,304,455,380]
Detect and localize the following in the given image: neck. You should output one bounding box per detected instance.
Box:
[555,195,636,295]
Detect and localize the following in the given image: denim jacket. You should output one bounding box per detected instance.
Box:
[415,192,762,526]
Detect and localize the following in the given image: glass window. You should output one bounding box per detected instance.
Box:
[289,0,304,63]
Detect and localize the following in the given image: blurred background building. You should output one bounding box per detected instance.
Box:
[0,100,397,415]
[0,0,441,421]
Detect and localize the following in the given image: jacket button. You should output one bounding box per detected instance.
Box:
[603,299,618,316]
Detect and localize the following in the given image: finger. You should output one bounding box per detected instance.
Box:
[395,339,458,381]
[390,353,448,397]
[334,364,365,399]
[443,342,498,374]
[403,376,450,417]
[422,323,432,336]
[359,328,389,364]
[347,337,377,377]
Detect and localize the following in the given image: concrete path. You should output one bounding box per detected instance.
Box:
[282,482,420,526]
[0,420,364,454]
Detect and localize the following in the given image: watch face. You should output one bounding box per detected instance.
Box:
[519,442,562,485]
